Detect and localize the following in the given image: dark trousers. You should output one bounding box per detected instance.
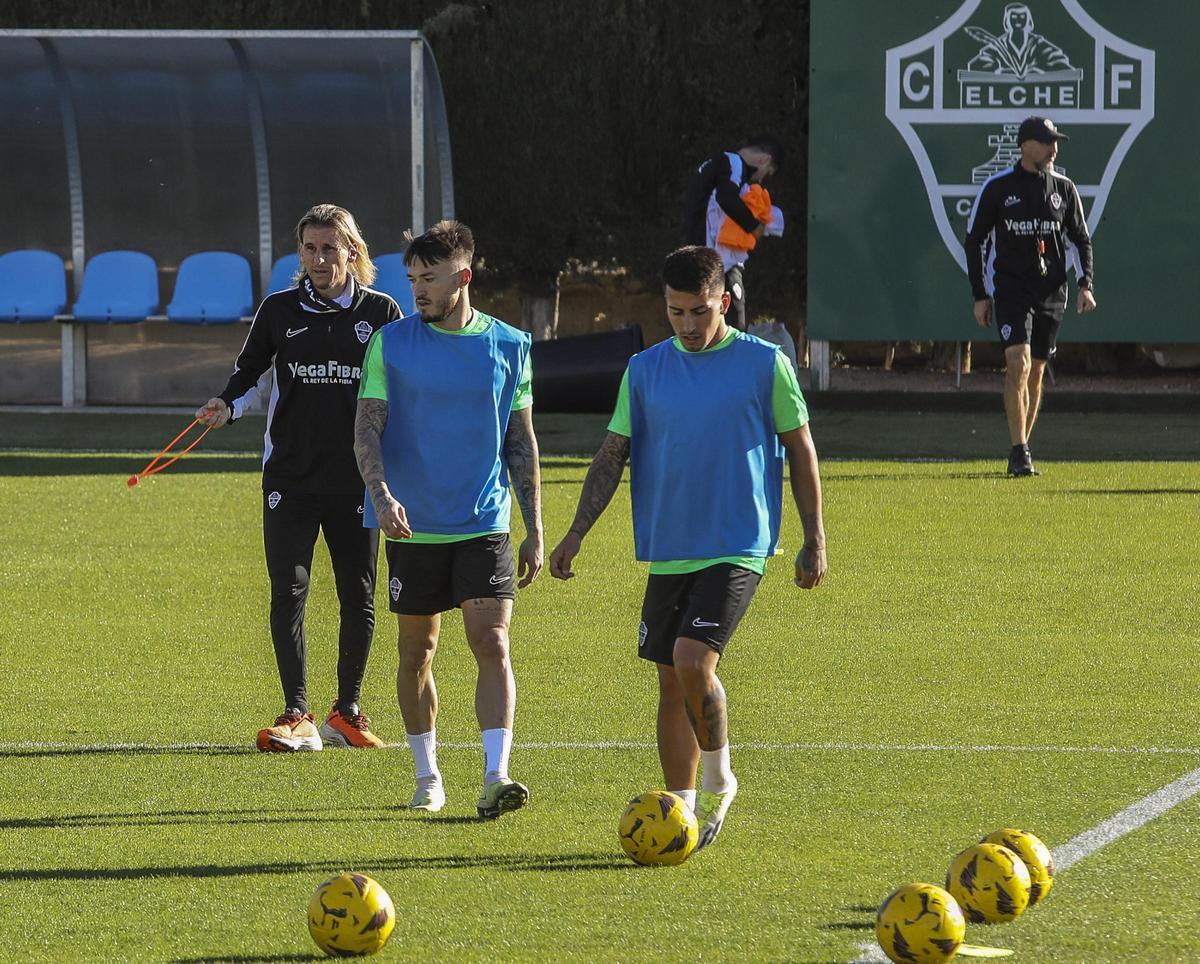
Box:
[725,264,746,331]
[262,490,378,713]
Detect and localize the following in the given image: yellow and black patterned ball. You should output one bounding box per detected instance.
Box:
[946,843,1031,924]
[307,872,395,957]
[617,790,698,866]
[981,828,1055,904]
[875,881,966,963]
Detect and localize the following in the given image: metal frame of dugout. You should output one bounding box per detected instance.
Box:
[0,29,454,407]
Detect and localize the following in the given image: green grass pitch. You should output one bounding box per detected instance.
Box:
[0,411,1197,961]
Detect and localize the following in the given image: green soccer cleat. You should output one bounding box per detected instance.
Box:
[694,776,738,851]
[409,776,446,813]
[476,777,529,820]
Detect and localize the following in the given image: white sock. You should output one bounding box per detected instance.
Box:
[406,730,440,781]
[482,727,512,783]
[670,788,697,811]
[700,744,735,794]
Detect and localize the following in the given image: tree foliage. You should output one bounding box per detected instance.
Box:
[2,0,810,317]
[428,0,808,315]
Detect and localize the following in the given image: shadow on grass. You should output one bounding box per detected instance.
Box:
[0,851,632,882]
[0,744,253,759]
[1062,488,1200,496]
[827,471,1002,482]
[173,956,323,963]
[539,458,592,469]
[419,814,494,825]
[0,805,415,831]
[0,453,259,477]
[820,904,876,950]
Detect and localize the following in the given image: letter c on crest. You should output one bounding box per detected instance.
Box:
[902,61,931,102]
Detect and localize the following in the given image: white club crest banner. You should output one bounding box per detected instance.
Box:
[885,0,1154,270]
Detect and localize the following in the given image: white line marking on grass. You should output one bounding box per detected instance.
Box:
[731,741,1200,755]
[850,942,891,963]
[12,738,1200,964]
[825,456,964,463]
[1051,764,1200,872]
[2,739,1199,755]
[0,740,247,752]
[851,762,1200,963]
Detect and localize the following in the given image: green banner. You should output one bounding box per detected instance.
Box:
[808,0,1195,342]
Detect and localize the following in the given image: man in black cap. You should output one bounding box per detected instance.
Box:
[964,116,1096,476]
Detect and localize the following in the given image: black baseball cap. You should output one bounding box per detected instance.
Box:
[1018,116,1069,144]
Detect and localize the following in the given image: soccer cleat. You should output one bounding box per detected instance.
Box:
[694,776,738,851]
[319,704,386,749]
[476,777,529,819]
[409,776,446,813]
[1007,444,1039,477]
[256,709,323,752]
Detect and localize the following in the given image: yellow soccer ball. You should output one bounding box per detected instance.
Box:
[981,828,1055,904]
[307,872,396,957]
[617,790,698,866]
[875,882,966,963]
[946,843,1031,924]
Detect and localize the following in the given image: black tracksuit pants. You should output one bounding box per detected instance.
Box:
[262,490,378,714]
[724,265,746,331]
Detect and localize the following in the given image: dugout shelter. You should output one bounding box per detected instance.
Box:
[0,29,454,406]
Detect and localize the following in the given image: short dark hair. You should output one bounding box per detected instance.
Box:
[746,134,784,172]
[662,246,725,297]
[403,219,475,268]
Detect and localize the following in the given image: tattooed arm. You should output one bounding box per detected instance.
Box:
[353,397,411,540]
[778,424,826,589]
[503,405,543,587]
[549,431,631,580]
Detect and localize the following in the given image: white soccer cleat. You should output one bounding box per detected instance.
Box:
[477,777,529,819]
[694,776,738,851]
[409,776,446,813]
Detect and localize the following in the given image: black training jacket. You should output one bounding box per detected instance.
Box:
[218,278,402,495]
[682,151,762,246]
[964,163,1094,308]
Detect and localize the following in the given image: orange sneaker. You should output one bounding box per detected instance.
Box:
[256,709,323,752]
[319,704,385,749]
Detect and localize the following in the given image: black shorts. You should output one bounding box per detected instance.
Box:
[384,533,516,615]
[638,563,761,665]
[994,298,1064,361]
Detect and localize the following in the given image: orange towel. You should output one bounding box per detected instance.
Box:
[716,185,773,252]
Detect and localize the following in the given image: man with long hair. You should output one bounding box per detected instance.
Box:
[197,203,403,751]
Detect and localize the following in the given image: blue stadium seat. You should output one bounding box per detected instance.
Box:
[72,251,159,323]
[373,252,415,314]
[167,251,253,325]
[268,254,300,294]
[0,250,68,323]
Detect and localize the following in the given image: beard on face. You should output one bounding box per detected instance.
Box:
[419,290,458,324]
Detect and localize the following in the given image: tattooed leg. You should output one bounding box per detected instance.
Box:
[675,637,738,803]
